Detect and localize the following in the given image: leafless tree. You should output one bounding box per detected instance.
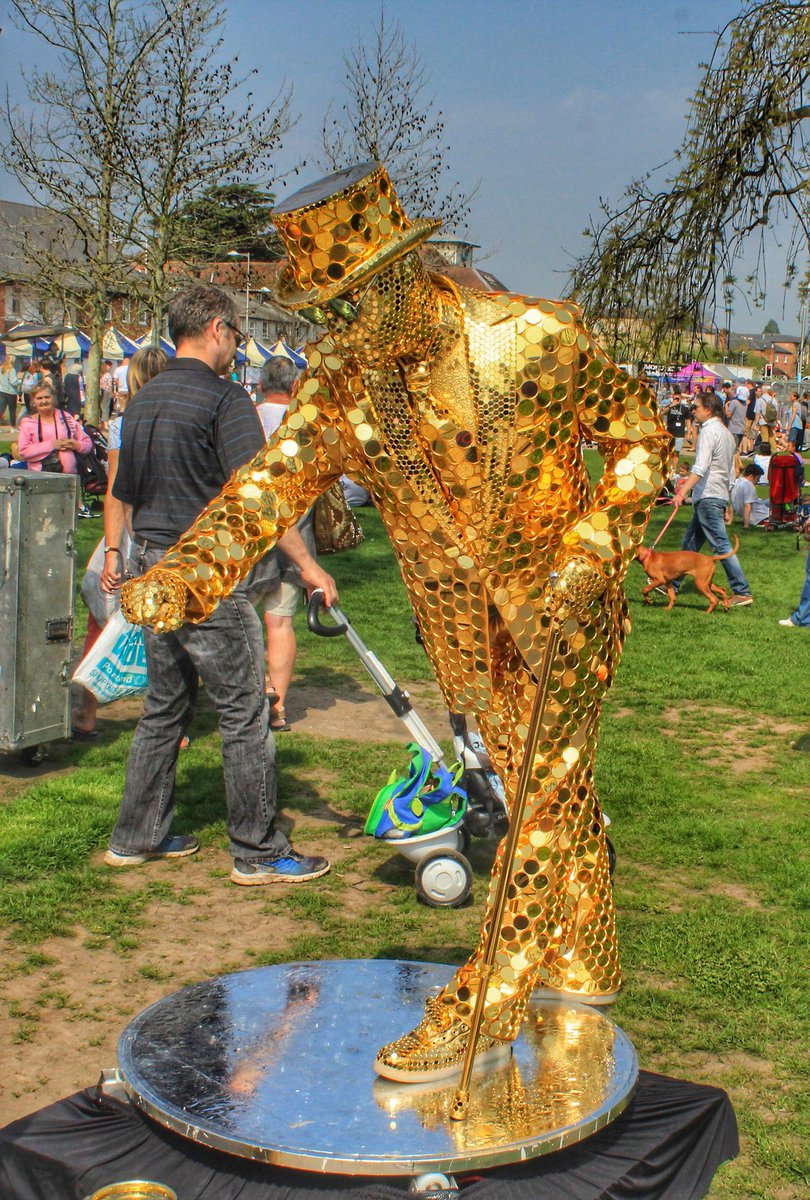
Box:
[321,8,476,233]
[2,0,295,419]
[569,1,810,362]
[2,0,175,421]
[124,0,295,343]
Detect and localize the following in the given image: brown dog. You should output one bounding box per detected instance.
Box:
[636,537,740,613]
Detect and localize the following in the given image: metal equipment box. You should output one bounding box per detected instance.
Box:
[0,469,78,753]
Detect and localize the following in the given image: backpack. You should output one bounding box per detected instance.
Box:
[764,400,777,423]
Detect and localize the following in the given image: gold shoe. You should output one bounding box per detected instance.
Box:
[374,997,512,1083]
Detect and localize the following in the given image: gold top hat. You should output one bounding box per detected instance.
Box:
[271,162,441,309]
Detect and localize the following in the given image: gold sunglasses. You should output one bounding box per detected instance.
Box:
[300,278,374,327]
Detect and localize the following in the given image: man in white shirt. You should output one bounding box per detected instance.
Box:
[729,464,769,527]
[674,391,753,605]
[112,356,131,409]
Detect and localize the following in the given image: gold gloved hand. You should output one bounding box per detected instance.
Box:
[545,558,607,621]
[120,569,190,633]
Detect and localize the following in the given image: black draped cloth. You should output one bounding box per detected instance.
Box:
[0,1070,737,1200]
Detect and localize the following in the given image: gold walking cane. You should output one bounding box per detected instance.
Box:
[450,611,561,1121]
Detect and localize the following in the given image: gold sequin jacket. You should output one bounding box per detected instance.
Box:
[160,283,670,713]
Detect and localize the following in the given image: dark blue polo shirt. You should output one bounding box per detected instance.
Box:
[113,357,264,546]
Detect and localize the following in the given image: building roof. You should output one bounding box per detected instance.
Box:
[0,198,82,280]
[730,331,800,351]
[418,243,508,292]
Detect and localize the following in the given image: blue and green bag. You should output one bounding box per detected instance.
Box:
[365,743,467,839]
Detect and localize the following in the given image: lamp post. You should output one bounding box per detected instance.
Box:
[798,281,809,384]
[226,249,251,332]
[227,250,250,381]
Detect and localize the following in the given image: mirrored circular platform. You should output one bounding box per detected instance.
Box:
[118,959,637,1175]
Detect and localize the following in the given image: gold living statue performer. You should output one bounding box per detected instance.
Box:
[121,163,670,1084]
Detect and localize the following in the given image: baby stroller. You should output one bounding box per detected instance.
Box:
[365,741,473,907]
[767,453,804,530]
[77,422,109,509]
[306,592,508,907]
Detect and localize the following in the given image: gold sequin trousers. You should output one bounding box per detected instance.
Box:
[440,597,626,1041]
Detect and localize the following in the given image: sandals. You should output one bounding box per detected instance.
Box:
[265,675,287,729]
[269,704,291,732]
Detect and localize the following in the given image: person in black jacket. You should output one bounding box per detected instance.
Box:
[62,363,84,417]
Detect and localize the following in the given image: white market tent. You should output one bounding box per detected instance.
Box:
[102,327,140,360]
[134,333,176,356]
[237,336,275,367]
[268,338,307,370]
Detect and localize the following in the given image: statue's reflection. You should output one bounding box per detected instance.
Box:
[228,973,321,1097]
[374,1003,619,1145]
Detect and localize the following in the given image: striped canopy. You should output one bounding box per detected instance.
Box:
[134,333,176,356]
[102,327,140,360]
[268,339,307,370]
[54,330,91,359]
[236,336,275,367]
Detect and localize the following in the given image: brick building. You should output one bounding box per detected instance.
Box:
[1,200,510,356]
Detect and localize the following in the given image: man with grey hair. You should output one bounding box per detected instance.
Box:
[252,353,317,729]
[257,356,299,430]
[106,285,337,885]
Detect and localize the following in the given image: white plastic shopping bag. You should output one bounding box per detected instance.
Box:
[73,610,147,703]
[81,532,132,625]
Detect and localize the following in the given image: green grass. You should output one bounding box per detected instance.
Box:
[1,469,808,1196]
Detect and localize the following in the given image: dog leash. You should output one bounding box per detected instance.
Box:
[650,500,680,548]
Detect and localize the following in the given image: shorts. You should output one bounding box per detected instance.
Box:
[263,579,301,618]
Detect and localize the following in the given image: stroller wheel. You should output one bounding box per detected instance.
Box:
[415,849,473,908]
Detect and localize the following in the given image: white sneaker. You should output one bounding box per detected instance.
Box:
[778,618,800,627]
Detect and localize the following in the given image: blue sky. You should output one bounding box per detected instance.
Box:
[1,1,802,330]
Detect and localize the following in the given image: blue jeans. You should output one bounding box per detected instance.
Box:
[680,498,751,596]
[109,545,289,860]
[791,550,810,626]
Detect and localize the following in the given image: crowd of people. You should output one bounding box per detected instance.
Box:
[0,320,369,748]
[0,344,133,516]
[658,378,809,460]
[654,377,810,619]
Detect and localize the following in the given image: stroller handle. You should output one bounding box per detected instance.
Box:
[306,589,348,637]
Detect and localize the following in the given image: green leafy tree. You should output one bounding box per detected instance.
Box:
[176,184,282,262]
[124,0,293,341]
[569,1,810,361]
[763,318,780,335]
